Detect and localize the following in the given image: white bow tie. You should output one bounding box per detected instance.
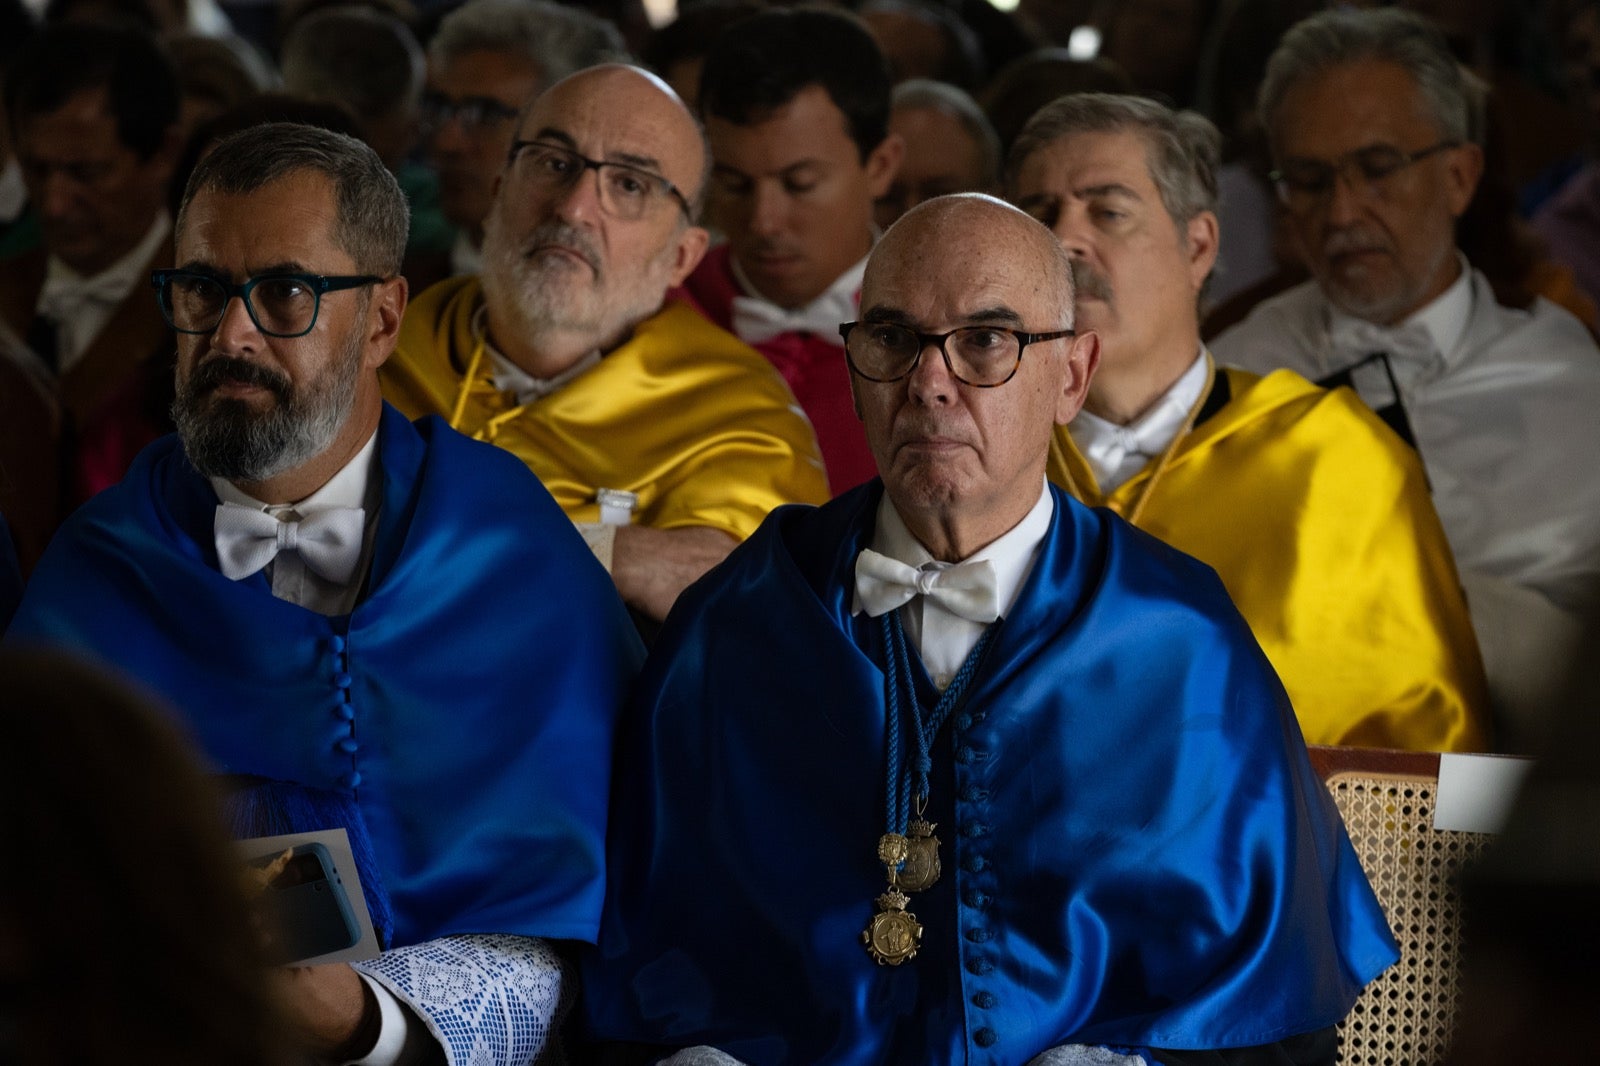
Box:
[730,294,851,346]
[214,503,366,585]
[855,549,1000,624]
[37,270,133,322]
[1327,318,1440,380]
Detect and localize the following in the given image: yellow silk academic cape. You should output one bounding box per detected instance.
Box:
[1049,366,1490,752]
[384,276,829,539]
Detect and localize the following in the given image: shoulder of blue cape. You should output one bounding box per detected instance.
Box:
[8,402,643,668]
[661,478,1261,657]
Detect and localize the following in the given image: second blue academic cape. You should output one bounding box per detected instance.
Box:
[8,405,645,947]
[583,482,1398,1064]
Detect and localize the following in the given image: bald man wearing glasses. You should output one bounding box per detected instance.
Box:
[385,65,828,627]
[9,123,644,1065]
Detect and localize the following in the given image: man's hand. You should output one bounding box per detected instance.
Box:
[270,961,377,1061]
[611,525,737,622]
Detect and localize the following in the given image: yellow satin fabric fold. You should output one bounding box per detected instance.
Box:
[383,276,829,539]
[1050,366,1490,752]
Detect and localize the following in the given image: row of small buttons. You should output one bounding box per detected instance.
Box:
[327,633,361,790]
[954,706,998,1054]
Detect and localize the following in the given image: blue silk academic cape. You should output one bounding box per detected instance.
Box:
[583,482,1397,1064]
[8,404,644,947]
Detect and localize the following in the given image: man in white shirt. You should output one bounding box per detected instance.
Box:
[9,123,642,1065]
[1209,7,1600,749]
[583,193,1398,1065]
[682,7,904,494]
[1008,91,1488,752]
[1,21,181,512]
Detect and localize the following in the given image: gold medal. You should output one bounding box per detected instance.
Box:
[862,886,923,965]
[898,818,941,893]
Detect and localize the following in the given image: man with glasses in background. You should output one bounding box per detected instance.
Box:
[1010,92,1487,752]
[583,194,1398,1065]
[1211,7,1600,752]
[9,123,644,1065]
[385,65,827,627]
[420,0,623,281]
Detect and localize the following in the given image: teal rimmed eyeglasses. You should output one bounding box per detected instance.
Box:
[151,270,383,338]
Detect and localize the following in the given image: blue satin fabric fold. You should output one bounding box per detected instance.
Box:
[584,482,1397,1064]
[8,405,644,947]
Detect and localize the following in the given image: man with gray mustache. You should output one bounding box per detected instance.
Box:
[1210,7,1600,750]
[385,64,829,627]
[1010,91,1489,753]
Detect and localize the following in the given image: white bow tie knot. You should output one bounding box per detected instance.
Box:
[855,549,1000,624]
[1327,318,1441,380]
[214,503,366,585]
[730,294,850,346]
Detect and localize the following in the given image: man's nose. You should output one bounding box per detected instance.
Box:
[209,293,263,353]
[906,337,957,404]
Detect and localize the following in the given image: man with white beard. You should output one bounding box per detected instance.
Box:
[385,65,829,625]
[8,123,645,1064]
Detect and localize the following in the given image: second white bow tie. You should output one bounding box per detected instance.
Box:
[730,294,850,346]
[855,549,1000,624]
[214,503,366,585]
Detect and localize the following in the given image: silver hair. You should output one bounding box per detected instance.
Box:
[891,78,1001,188]
[1007,92,1221,227]
[1258,7,1470,148]
[427,0,628,88]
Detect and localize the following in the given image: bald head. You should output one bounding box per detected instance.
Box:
[525,63,711,216]
[868,194,1077,326]
[852,193,1098,561]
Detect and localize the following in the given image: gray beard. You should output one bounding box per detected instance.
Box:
[173,338,360,484]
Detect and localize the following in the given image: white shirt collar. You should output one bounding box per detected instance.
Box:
[472,302,601,404]
[40,210,169,305]
[1069,346,1208,493]
[450,230,483,278]
[727,238,872,345]
[854,481,1054,620]
[1403,252,1474,363]
[0,159,25,223]
[210,426,380,516]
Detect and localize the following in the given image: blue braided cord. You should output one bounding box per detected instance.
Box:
[881,611,907,836]
[882,612,1000,835]
[911,624,998,801]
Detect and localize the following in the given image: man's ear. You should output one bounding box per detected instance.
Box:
[364,276,410,371]
[1054,329,1100,425]
[1444,141,1485,218]
[864,133,905,200]
[1183,211,1220,296]
[667,224,712,286]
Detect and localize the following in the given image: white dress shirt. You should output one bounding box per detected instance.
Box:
[853,484,1054,689]
[729,248,867,345]
[210,430,381,617]
[1069,348,1208,492]
[35,212,169,374]
[1212,260,1600,746]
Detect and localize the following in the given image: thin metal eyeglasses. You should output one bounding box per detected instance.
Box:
[419,93,521,133]
[1269,140,1459,212]
[507,140,693,221]
[151,270,383,338]
[839,321,1075,388]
